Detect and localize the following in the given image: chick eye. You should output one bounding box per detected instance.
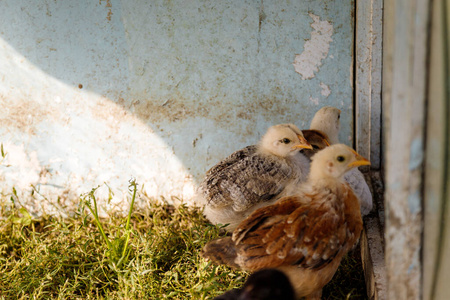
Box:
[281,138,291,144]
[337,113,341,120]
[312,145,320,150]
[337,155,345,162]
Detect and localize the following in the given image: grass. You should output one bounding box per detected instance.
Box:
[0,182,367,300]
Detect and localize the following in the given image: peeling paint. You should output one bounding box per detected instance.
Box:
[309,96,320,106]
[320,82,331,97]
[293,13,334,80]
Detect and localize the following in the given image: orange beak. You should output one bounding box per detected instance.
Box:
[348,149,371,168]
[292,134,313,150]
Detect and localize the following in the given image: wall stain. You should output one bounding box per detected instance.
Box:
[130,92,303,128]
[100,0,113,21]
[0,96,56,135]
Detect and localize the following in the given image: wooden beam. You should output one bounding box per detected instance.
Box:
[355,0,383,169]
[423,0,450,299]
[355,2,385,298]
[361,171,387,300]
[382,0,431,299]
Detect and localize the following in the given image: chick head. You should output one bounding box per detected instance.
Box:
[309,144,370,181]
[310,106,341,144]
[259,124,312,157]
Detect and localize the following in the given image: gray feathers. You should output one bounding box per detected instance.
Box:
[344,169,373,215]
[201,148,298,211]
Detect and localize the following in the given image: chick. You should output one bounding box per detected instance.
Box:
[309,106,373,215]
[198,124,312,232]
[202,144,369,300]
[309,106,341,144]
[214,269,295,300]
[300,129,331,159]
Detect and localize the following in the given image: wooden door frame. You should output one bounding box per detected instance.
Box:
[382,0,432,299]
[355,0,383,171]
[355,0,385,299]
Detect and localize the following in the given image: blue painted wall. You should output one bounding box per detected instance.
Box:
[0,0,354,214]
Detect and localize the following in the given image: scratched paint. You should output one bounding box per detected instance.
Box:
[0,0,354,216]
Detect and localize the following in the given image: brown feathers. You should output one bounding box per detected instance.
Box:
[201,237,240,269]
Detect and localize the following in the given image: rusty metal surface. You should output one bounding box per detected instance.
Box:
[0,0,354,215]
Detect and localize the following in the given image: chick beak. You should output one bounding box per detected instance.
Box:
[293,135,313,150]
[348,150,371,168]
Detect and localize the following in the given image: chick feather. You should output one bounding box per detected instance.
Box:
[202,144,368,300]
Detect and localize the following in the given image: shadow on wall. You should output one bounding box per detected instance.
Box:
[0,0,354,210]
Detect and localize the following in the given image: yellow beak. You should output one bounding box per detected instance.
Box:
[348,150,371,168]
[292,135,313,150]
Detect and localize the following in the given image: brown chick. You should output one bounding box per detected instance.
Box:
[202,144,369,300]
[300,129,331,159]
[198,124,312,232]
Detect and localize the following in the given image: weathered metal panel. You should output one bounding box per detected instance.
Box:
[0,0,354,215]
[382,0,430,298]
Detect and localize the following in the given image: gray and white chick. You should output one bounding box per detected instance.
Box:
[198,124,312,232]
